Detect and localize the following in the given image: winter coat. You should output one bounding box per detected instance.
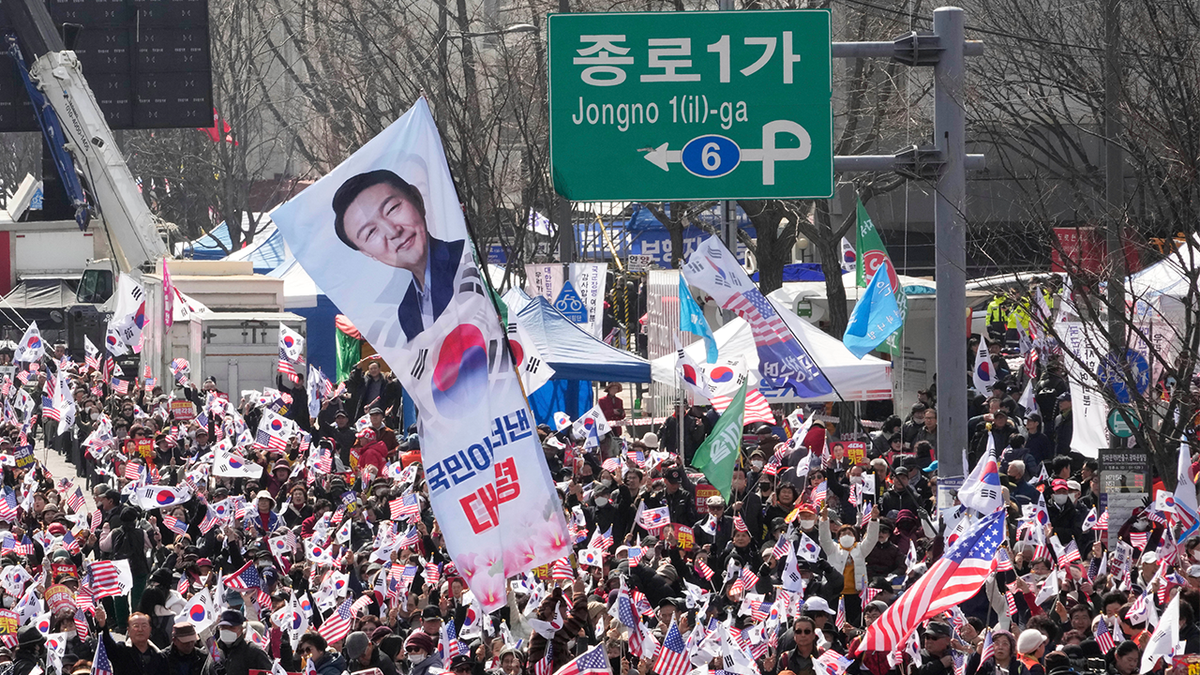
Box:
[818,517,880,593]
[200,637,273,675]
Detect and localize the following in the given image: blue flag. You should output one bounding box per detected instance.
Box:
[843,265,902,359]
[679,276,719,363]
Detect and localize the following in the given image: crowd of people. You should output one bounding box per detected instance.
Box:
[0,339,1194,675]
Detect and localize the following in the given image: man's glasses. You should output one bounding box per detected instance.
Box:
[796,629,814,634]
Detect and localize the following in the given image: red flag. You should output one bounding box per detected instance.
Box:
[198,108,237,145]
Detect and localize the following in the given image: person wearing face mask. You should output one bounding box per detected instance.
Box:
[200,609,272,675]
[794,504,819,539]
[587,483,619,549]
[818,505,880,627]
[1046,479,1087,551]
[402,629,443,675]
[695,495,733,554]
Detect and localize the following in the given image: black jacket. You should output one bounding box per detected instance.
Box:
[167,645,208,675]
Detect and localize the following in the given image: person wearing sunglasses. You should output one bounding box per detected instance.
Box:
[779,616,822,673]
[297,633,348,675]
[403,630,442,675]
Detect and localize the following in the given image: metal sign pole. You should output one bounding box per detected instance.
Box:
[932,7,968,488]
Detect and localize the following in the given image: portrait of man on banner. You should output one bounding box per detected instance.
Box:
[270,99,570,611]
[331,169,471,341]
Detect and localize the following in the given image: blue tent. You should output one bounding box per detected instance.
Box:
[516,296,651,382]
[505,293,651,425]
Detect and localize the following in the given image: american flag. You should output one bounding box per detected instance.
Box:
[811,481,827,506]
[652,620,690,675]
[1004,591,1017,617]
[278,348,301,384]
[553,642,610,675]
[61,531,81,555]
[177,575,190,596]
[198,507,220,534]
[615,588,648,657]
[111,379,129,395]
[979,630,994,663]
[73,609,90,640]
[86,561,126,599]
[1129,530,1149,550]
[43,399,61,421]
[123,461,143,482]
[772,536,791,561]
[62,485,85,513]
[163,514,188,535]
[534,643,553,675]
[318,597,354,644]
[738,566,759,591]
[1095,617,1115,653]
[590,526,614,552]
[863,587,881,604]
[93,632,115,675]
[424,561,441,586]
[390,494,420,520]
[695,559,714,581]
[0,489,18,522]
[90,509,102,531]
[763,456,781,477]
[994,548,1014,572]
[835,597,847,629]
[255,428,289,451]
[1058,541,1081,566]
[224,560,264,591]
[709,386,776,426]
[726,290,792,346]
[551,557,574,581]
[859,510,1005,652]
[1096,509,1108,530]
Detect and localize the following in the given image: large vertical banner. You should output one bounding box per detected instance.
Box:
[271,99,571,610]
[1062,322,1108,458]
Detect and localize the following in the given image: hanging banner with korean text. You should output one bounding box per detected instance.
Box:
[523,263,607,338]
[270,99,571,610]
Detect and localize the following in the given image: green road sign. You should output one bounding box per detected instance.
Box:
[547,10,833,201]
[1107,407,1140,438]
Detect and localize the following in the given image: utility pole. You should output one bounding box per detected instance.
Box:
[555,0,575,264]
[931,7,968,487]
[1103,0,1124,364]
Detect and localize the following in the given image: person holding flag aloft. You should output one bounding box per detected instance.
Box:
[818,496,880,627]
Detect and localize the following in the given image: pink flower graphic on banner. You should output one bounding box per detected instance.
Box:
[503,539,539,576]
[473,573,507,609]
[535,522,572,561]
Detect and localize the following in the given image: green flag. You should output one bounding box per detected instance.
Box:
[855,198,907,355]
[692,382,746,499]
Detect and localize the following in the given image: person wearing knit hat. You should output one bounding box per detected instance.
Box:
[404,630,442,675]
[1016,629,1047,674]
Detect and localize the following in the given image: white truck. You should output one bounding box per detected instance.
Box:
[4,0,306,394]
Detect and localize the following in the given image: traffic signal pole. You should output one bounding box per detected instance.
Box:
[830,7,978,509]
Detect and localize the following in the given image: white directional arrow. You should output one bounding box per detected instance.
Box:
[642,143,682,171]
[640,121,813,185]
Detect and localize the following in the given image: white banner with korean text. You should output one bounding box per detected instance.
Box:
[271,99,571,610]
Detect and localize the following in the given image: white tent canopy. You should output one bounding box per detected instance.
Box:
[650,297,893,403]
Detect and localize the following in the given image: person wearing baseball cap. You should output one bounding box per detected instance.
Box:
[662,466,696,526]
[205,608,272,673]
[165,622,205,675]
[921,622,956,668]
